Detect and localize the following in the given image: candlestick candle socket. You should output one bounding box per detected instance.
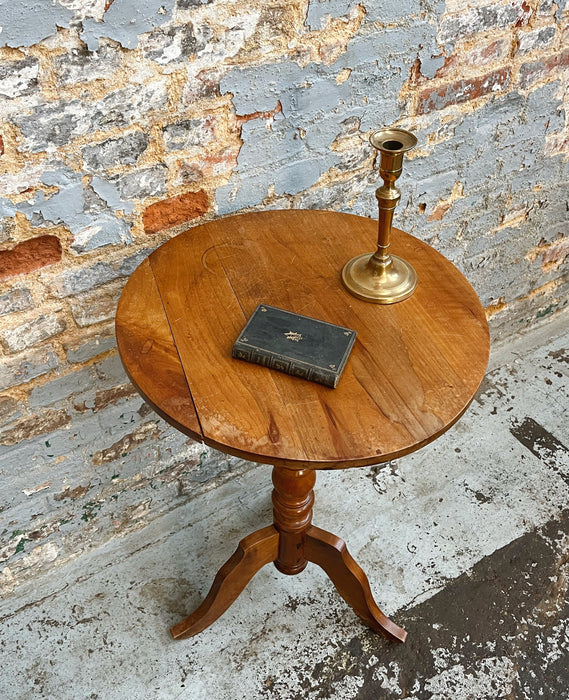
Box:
[342,127,418,303]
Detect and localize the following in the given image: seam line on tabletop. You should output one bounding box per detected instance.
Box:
[147,255,205,441]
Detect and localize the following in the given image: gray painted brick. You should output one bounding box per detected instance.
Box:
[82,132,149,173]
[0,441,50,492]
[95,399,149,435]
[12,83,165,154]
[0,288,33,317]
[90,81,168,133]
[0,57,39,98]
[304,114,357,153]
[29,368,95,409]
[1,313,67,354]
[118,166,167,200]
[69,281,124,328]
[0,346,59,391]
[220,61,305,115]
[71,215,133,254]
[14,100,90,151]
[141,23,210,64]
[90,177,134,215]
[48,248,153,297]
[517,26,556,54]
[1,166,135,249]
[285,77,352,119]
[94,354,130,388]
[525,82,565,133]
[219,18,440,209]
[295,170,375,211]
[162,118,215,151]
[438,2,531,46]
[0,0,73,47]
[305,0,357,30]
[273,156,329,196]
[216,173,269,215]
[410,169,461,207]
[363,0,417,23]
[82,0,176,51]
[65,334,116,364]
[53,45,122,86]
[334,25,426,74]
[177,0,213,7]
[236,114,306,171]
[418,48,446,80]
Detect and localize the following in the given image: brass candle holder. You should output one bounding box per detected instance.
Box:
[342,127,418,304]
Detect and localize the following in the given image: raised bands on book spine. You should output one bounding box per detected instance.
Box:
[232,344,339,388]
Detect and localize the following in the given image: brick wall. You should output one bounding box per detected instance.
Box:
[1,0,568,591]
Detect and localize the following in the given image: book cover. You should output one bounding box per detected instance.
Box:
[232,304,357,388]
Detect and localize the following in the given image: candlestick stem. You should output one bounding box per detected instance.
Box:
[342,127,418,304]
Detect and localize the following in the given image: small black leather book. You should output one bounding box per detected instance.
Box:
[232,304,357,388]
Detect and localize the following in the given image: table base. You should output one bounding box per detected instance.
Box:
[170,467,406,643]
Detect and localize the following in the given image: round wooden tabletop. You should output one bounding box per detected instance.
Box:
[116,210,489,470]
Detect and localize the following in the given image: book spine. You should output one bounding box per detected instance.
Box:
[232,343,338,388]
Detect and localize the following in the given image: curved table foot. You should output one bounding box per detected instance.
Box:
[170,525,279,639]
[304,525,407,643]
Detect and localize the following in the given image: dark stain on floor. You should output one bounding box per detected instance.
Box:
[548,348,569,365]
[510,416,569,485]
[279,509,569,700]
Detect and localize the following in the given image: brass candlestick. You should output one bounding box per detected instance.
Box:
[342,127,418,304]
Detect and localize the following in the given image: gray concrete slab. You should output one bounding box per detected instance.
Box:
[1,310,568,699]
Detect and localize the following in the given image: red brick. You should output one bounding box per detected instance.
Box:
[417,68,511,115]
[531,236,569,272]
[0,135,4,156]
[173,146,240,187]
[518,49,569,90]
[435,40,509,79]
[541,237,569,266]
[183,68,222,102]
[0,235,62,281]
[143,189,209,234]
[545,131,569,156]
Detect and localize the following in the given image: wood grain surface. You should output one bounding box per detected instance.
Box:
[115,257,201,440]
[116,210,490,469]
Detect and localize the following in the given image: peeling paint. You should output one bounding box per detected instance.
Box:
[82,0,176,50]
[0,1,74,48]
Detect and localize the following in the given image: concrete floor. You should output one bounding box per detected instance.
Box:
[1,309,568,700]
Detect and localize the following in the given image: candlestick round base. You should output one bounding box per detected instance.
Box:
[342,253,417,304]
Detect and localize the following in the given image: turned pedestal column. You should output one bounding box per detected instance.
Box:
[272,467,315,575]
[170,467,407,642]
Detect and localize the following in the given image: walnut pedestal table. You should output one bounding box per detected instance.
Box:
[115,210,490,643]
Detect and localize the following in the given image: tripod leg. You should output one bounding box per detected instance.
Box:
[305,525,406,643]
[171,525,279,639]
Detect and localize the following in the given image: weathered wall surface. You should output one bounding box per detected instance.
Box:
[0,0,568,591]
